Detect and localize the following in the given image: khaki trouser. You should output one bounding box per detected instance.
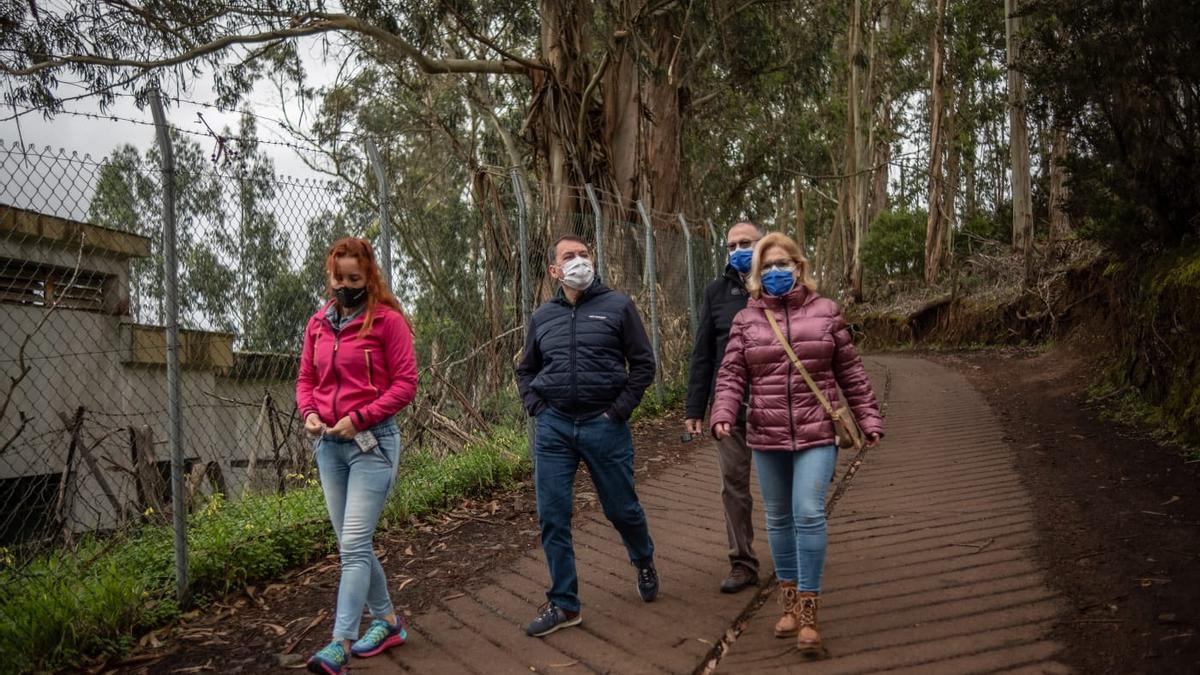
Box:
[715,423,758,574]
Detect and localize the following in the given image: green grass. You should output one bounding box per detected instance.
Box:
[1086,380,1200,461]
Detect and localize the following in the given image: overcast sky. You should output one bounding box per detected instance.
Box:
[1,38,347,217]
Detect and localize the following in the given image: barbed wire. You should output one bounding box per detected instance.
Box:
[2,103,332,160]
[0,140,347,192]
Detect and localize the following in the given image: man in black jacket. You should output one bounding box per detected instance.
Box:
[685,221,762,594]
[515,234,658,637]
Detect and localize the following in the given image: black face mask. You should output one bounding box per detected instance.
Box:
[335,286,368,309]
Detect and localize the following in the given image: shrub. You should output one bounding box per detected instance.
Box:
[862,210,926,280]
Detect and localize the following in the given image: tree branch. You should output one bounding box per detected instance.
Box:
[442,3,548,72]
[2,13,528,78]
[576,50,610,155]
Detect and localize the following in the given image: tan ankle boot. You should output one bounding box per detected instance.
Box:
[796,593,822,654]
[774,582,799,638]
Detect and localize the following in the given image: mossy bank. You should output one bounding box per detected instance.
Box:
[851,245,1200,446]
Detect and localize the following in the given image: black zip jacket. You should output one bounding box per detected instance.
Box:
[515,280,656,421]
[685,265,750,421]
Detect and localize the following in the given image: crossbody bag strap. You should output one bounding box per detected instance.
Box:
[763,309,838,418]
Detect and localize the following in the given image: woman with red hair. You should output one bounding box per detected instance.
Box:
[295,238,418,674]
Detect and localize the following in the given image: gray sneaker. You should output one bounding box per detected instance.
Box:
[525,603,582,637]
[636,560,659,602]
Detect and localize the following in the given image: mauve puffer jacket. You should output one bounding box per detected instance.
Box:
[710,286,883,451]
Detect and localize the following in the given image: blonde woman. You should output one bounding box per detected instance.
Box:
[710,233,883,656]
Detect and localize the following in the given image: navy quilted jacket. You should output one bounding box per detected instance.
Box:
[515,280,656,421]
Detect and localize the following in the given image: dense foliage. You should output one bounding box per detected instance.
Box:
[1025,0,1200,252]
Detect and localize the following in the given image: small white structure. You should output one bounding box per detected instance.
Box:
[0,205,302,541]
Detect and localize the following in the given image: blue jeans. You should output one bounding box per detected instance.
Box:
[534,407,654,612]
[314,422,401,641]
[753,446,837,593]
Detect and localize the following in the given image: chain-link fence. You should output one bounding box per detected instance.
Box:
[0,125,725,613]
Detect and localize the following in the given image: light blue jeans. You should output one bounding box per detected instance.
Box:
[314,422,401,641]
[753,446,837,593]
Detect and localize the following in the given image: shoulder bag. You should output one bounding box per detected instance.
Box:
[763,309,865,451]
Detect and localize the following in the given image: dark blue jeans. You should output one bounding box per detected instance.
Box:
[534,407,655,612]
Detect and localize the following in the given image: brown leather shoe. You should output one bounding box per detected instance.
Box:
[774,581,799,638]
[796,593,822,655]
[719,566,759,594]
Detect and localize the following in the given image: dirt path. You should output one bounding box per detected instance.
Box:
[116,351,1200,674]
[943,347,1200,674]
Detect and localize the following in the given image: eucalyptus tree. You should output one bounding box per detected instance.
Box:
[2,1,790,227]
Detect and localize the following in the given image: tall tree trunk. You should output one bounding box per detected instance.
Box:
[829,179,850,291]
[869,0,897,226]
[870,102,891,225]
[536,1,684,225]
[794,177,807,252]
[532,0,687,305]
[960,71,978,228]
[943,101,960,267]
[1048,123,1071,240]
[847,0,868,301]
[924,0,949,286]
[1006,0,1033,272]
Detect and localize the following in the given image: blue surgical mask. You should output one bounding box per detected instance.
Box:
[761,269,796,296]
[728,248,753,273]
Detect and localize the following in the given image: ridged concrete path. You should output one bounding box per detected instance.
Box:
[355,356,1069,674]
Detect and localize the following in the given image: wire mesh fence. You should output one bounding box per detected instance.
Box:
[0,130,725,608]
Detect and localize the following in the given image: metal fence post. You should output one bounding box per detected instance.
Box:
[709,220,724,276]
[511,170,535,457]
[364,139,393,289]
[584,183,605,280]
[149,89,189,608]
[635,200,665,406]
[677,213,699,340]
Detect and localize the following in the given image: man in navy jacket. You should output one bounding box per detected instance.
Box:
[515,234,658,637]
[685,221,762,594]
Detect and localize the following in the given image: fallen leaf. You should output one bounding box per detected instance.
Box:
[548,660,579,668]
[172,659,214,673]
[404,545,414,556]
[397,577,417,592]
[282,609,328,655]
[1160,496,1181,506]
[138,629,165,649]
[263,623,287,637]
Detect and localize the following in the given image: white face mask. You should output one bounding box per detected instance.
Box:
[558,256,595,291]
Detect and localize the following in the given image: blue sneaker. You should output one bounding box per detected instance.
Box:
[307,641,348,675]
[351,617,407,658]
[524,603,581,637]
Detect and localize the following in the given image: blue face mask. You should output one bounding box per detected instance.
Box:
[728,248,753,273]
[761,269,796,296]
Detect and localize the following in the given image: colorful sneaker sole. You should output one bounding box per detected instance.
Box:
[352,629,408,658]
[528,613,582,638]
[306,658,346,675]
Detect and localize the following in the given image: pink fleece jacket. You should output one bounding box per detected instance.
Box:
[296,303,418,430]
